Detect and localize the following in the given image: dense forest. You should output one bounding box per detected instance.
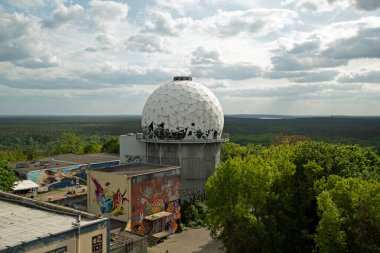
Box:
[206,142,380,252]
[0,115,379,161]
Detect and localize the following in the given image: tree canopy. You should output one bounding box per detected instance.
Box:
[206,141,380,253]
[0,160,18,192]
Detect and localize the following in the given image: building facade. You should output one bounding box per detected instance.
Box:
[0,191,110,253]
[87,164,181,236]
[120,134,223,200]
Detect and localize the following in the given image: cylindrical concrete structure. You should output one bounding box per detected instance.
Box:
[144,141,222,200]
[120,76,227,201]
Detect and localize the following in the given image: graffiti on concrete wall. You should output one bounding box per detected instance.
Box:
[130,171,181,235]
[143,121,220,140]
[27,165,88,189]
[180,188,207,201]
[125,155,144,164]
[91,177,129,217]
[165,200,181,233]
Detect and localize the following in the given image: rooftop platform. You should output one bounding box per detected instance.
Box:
[93,163,179,177]
[122,132,229,144]
[13,153,119,175]
[0,191,107,251]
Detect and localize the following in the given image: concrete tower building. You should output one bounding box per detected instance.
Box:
[120,76,227,200]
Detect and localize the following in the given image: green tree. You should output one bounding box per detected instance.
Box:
[84,142,102,154]
[0,160,18,191]
[205,157,247,252]
[315,176,380,252]
[52,133,84,154]
[101,136,119,153]
[206,146,295,252]
[221,142,263,161]
[0,150,27,162]
[206,142,380,252]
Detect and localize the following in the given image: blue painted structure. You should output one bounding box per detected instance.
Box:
[27,160,120,190]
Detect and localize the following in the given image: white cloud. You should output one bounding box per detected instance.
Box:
[95,33,119,50]
[0,12,33,43]
[333,0,380,11]
[79,62,174,85]
[267,70,339,83]
[190,47,261,80]
[191,46,222,65]
[271,17,380,71]
[338,69,380,83]
[0,12,53,64]
[204,8,298,38]
[203,79,230,89]
[283,0,380,13]
[14,54,60,68]
[142,10,179,36]
[153,0,201,15]
[88,0,129,31]
[219,83,376,103]
[5,0,45,9]
[1,0,379,115]
[42,3,84,29]
[322,27,380,59]
[126,34,170,53]
[282,0,348,13]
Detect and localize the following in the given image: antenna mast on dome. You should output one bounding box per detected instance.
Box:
[173,76,192,81]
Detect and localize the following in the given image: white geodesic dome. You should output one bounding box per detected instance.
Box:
[141,77,224,141]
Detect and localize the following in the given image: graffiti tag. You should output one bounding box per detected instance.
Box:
[180,188,207,201]
[125,155,144,164]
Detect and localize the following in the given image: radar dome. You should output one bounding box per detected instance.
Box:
[142,76,224,141]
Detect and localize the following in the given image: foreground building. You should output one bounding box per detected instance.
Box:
[120,76,227,201]
[0,191,110,253]
[87,164,181,236]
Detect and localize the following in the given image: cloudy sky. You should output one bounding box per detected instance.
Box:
[0,0,379,116]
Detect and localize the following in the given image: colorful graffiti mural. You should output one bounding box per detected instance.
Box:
[165,200,181,233]
[130,171,181,235]
[91,177,129,217]
[27,165,88,189]
[26,161,119,190]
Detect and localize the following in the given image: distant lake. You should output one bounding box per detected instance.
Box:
[259,117,283,120]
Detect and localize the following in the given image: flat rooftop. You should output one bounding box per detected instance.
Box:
[0,194,103,250]
[93,163,179,177]
[14,153,119,175]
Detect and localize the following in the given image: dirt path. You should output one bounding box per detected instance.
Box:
[148,228,224,253]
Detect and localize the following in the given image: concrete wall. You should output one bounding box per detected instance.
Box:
[79,225,108,253]
[129,238,148,253]
[120,135,146,164]
[145,142,221,200]
[111,237,148,253]
[130,168,181,235]
[88,170,131,222]
[119,135,222,200]
[25,237,76,253]
[22,222,108,253]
